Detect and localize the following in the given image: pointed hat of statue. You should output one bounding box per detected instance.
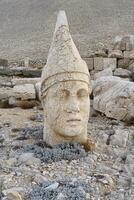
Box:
[41,10,90,98]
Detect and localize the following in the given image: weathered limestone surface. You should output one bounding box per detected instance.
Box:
[13,84,36,100]
[110,129,129,147]
[0,66,41,77]
[93,76,134,121]
[124,50,134,59]
[94,68,113,80]
[128,62,134,72]
[0,76,12,87]
[40,11,93,147]
[108,50,123,58]
[94,58,116,71]
[117,58,133,69]
[113,68,132,79]
[12,78,40,86]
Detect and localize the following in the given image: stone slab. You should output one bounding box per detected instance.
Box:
[0,67,41,77]
[12,78,40,86]
[94,68,113,80]
[94,58,116,71]
[13,84,36,100]
[113,68,132,78]
[93,76,134,121]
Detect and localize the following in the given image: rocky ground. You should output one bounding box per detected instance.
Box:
[0,106,133,200]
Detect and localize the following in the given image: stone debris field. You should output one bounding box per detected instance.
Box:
[0,34,134,200]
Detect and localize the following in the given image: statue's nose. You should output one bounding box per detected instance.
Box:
[66,97,80,113]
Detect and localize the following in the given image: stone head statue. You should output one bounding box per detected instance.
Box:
[40,11,92,147]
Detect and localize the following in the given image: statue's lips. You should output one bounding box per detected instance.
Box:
[66,119,81,122]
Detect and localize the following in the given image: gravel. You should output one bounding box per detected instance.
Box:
[16,126,43,140]
[27,178,91,200]
[16,142,88,163]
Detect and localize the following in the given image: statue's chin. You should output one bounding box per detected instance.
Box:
[55,127,84,138]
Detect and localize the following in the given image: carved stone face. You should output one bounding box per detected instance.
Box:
[42,81,90,140]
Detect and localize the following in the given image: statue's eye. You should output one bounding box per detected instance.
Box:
[77,89,88,98]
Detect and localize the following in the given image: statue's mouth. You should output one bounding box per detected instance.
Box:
[67,119,81,122]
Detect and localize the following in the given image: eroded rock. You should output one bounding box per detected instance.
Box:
[93,76,134,121]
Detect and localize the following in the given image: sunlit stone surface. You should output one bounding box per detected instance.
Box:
[40,11,92,146]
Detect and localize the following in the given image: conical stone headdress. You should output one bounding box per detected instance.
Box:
[41,10,90,99]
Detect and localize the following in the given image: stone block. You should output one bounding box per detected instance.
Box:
[8,97,39,109]
[0,66,22,76]
[0,66,41,77]
[12,78,40,86]
[13,84,36,100]
[22,68,41,77]
[83,57,94,71]
[117,58,133,69]
[94,58,116,71]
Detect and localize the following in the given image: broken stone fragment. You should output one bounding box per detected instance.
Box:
[110,129,129,147]
[18,152,41,166]
[108,50,123,58]
[94,68,113,80]
[94,50,108,57]
[93,76,134,121]
[2,187,24,200]
[113,68,132,79]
